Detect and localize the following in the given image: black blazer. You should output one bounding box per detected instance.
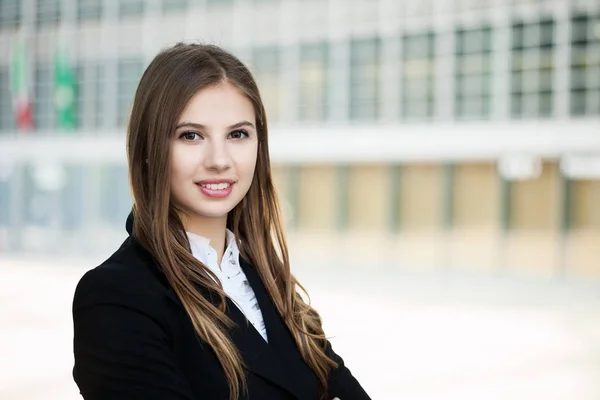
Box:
[72,216,370,400]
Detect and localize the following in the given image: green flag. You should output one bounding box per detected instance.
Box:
[54,46,77,131]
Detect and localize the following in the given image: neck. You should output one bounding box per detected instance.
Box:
[181,214,228,264]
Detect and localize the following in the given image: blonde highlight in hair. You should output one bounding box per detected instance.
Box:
[127,43,336,400]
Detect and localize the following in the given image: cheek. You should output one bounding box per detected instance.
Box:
[232,151,257,196]
[233,144,258,175]
[170,145,197,179]
[169,148,193,199]
[243,148,259,180]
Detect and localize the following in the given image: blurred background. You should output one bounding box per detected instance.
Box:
[1,0,600,399]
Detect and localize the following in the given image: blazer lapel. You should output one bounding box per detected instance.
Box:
[225,296,304,400]
[239,259,318,400]
[160,261,305,399]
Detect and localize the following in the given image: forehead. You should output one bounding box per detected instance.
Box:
[178,82,255,126]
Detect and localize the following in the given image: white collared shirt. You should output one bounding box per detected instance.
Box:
[186,230,268,342]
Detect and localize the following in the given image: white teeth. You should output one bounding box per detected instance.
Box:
[201,183,230,190]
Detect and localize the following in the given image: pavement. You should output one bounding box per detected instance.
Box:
[1,255,600,400]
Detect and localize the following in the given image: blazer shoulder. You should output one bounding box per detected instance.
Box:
[72,240,168,315]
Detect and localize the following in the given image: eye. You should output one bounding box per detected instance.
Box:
[229,130,249,140]
[179,131,202,141]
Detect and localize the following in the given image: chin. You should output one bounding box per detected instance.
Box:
[191,205,236,220]
[176,195,241,221]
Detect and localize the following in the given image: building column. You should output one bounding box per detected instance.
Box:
[554,0,572,277]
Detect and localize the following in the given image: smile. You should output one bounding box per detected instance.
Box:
[196,180,235,198]
[200,182,231,190]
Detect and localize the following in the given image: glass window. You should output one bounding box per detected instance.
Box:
[401,32,435,120]
[350,37,380,121]
[0,0,20,29]
[455,26,493,119]
[298,42,328,122]
[117,59,144,127]
[78,0,102,22]
[96,64,108,129]
[0,66,15,133]
[100,165,132,227]
[0,177,9,226]
[76,62,103,130]
[511,19,555,118]
[570,13,600,116]
[75,64,85,130]
[22,164,48,226]
[119,0,145,19]
[252,47,282,123]
[162,0,189,12]
[37,0,61,27]
[34,64,54,131]
[206,0,234,7]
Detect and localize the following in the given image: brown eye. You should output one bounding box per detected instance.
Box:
[229,130,248,140]
[179,131,201,141]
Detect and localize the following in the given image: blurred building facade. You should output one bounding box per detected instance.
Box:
[0,0,599,278]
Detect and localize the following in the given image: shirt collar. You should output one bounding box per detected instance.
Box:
[185,229,239,266]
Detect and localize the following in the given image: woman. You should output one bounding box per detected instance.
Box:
[72,43,370,400]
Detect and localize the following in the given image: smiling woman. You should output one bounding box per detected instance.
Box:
[71,42,370,400]
[170,84,259,233]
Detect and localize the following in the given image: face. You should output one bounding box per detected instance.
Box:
[169,82,258,230]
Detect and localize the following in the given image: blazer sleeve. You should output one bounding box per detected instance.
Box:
[72,267,196,400]
[325,339,371,400]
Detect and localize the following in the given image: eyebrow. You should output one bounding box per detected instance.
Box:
[175,121,256,130]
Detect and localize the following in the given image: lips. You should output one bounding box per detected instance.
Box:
[195,179,235,198]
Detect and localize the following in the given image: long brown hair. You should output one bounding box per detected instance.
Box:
[126,43,336,400]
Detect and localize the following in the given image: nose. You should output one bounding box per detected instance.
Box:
[203,138,232,172]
